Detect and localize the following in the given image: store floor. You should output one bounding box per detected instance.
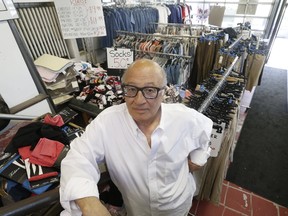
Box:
[189,180,288,216]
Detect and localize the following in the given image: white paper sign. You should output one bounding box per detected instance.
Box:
[54,0,106,39]
[209,123,225,157]
[107,48,134,69]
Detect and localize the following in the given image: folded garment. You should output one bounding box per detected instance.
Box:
[43,113,64,127]
[5,122,70,153]
[18,146,32,161]
[23,158,59,182]
[36,65,60,83]
[30,138,65,167]
[34,54,73,73]
[18,146,60,182]
[6,180,32,202]
[18,137,66,168]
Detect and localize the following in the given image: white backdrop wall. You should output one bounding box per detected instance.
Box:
[0,21,52,118]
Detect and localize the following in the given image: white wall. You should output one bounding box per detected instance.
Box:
[0,21,52,118]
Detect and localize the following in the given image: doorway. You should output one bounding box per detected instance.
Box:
[266,5,288,70]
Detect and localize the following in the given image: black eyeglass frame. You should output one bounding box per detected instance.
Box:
[121,84,165,99]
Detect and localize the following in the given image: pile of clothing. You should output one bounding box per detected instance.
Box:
[73,62,124,109]
[0,113,82,201]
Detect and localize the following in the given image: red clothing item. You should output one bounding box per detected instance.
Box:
[18,146,33,160]
[23,158,58,182]
[18,146,59,182]
[43,114,64,127]
[30,138,65,167]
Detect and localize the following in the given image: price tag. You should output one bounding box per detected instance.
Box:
[107,48,134,69]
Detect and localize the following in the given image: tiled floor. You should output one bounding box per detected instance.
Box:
[189,180,288,216]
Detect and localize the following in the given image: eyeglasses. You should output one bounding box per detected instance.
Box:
[122,84,165,99]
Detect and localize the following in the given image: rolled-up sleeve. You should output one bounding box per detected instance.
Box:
[59,117,105,215]
[189,112,213,166]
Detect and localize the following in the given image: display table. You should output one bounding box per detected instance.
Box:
[67,98,104,124]
[0,112,110,215]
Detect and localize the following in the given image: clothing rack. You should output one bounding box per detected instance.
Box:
[226,35,243,50]
[150,22,201,36]
[197,56,239,113]
[197,33,244,113]
[150,22,214,30]
[116,30,199,39]
[115,30,196,59]
[135,49,193,59]
[202,25,242,37]
[115,30,196,85]
[202,29,223,36]
[102,2,116,7]
[150,22,193,27]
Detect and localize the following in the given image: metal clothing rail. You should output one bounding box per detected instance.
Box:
[197,56,239,113]
[226,35,243,50]
[0,113,37,120]
[150,22,194,27]
[202,26,241,37]
[196,32,244,113]
[135,49,193,59]
[202,29,224,36]
[151,22,222,29]
[150,22,201,36]
[116,30,199,39]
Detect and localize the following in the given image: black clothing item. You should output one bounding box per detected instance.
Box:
[100,180,123,207]
[223,27,237,39]
[5,122,70,153]
[8,183,31,202]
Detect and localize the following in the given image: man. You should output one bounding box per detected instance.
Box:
[60,59,213,216]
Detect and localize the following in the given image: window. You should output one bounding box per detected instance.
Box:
[184,0,275,36]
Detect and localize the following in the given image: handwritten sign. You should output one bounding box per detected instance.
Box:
[107,48,134,69]
[54,0,106,39]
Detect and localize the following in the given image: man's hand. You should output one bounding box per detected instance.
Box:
[188,159,202,172]
[75,196,111,216]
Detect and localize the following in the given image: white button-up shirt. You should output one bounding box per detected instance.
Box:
[60,103,213,216]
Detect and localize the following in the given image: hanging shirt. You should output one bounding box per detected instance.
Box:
[60,103,213,216]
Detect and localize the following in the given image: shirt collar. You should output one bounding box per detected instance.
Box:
[124,104,165,136]
[124,105,139,136]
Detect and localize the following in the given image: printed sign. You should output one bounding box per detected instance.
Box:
[107,48,134,69]
[210,123,225,157]
[54,0,106,39]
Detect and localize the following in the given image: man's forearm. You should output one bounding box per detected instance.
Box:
[75,196,111,216]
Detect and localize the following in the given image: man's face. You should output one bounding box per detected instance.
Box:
[123,63,164,125]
